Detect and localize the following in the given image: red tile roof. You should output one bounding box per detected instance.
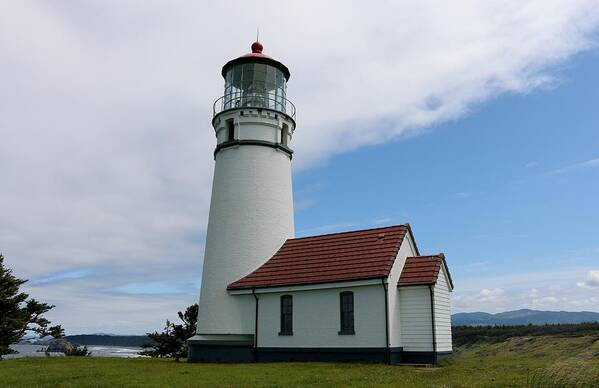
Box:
[228,225,413,290]
[397,254,453,289]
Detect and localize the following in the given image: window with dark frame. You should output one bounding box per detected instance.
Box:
[226,118,235,141]
[279,294,293,335]
[339,291,355,335]
[281,124,289,147]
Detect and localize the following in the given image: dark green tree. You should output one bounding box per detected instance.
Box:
[0,253,65,356]
[141,303,198,361]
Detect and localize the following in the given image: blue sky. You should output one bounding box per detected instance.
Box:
[295,51,599,312]
[2,2,599,334]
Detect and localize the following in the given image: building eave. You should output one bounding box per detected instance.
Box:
[228,277,385,295]
[397,281,436,288]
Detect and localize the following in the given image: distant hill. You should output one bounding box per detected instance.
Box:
[65,335,155,347]
[452,309,599,326]
[452,322,599,347]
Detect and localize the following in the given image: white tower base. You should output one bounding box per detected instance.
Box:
[189,108,295,362]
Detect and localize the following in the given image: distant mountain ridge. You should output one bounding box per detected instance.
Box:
[64,335,154,347]
[452,309,599,326]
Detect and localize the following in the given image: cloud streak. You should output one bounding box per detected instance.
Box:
[552,158,599,174]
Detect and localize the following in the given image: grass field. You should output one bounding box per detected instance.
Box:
[1,334,598,387]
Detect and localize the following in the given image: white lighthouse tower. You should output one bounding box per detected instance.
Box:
[188,41,296,361]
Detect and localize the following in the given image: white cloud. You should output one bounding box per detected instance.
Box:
[453,288,508,312]
[532,296,560,305]
[453,268,599,313]
[553,158,599,174]
[577,270,599,289]
[529,288,540,298]
[2,1,599,333]
[580,159,599,168]
[478,288,506,302]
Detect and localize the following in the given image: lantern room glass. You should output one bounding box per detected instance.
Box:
[223,63,286,113]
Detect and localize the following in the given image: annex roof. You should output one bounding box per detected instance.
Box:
[228,224,415,290]
[397,254,454,289]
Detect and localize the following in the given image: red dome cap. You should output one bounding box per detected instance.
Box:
[242,40,270,59]
[251,41,263,54]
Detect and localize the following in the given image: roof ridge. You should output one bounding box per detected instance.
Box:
[408,253,445,259]
[291,224,409,241]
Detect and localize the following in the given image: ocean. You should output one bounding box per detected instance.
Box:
[5,344,144,359]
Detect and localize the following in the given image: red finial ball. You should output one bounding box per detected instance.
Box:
[251,41,263,54]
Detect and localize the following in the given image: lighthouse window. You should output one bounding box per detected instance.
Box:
[339,291,355,335]
[226,119,235,141]
[223,63,287,113]
[279,295,293,335]
[281,124,289,147]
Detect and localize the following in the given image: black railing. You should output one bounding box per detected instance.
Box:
[213,94,296,119]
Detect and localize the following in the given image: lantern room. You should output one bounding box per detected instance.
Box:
[215,41,295,119]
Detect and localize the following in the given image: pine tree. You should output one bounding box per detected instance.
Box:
[141,303,198,361]
[0,253,64,356]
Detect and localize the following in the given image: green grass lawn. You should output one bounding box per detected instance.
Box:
[1,335,598,387]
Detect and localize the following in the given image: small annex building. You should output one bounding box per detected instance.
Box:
[193,224,454,364]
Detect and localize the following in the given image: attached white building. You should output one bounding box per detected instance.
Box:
[188,41,454,364]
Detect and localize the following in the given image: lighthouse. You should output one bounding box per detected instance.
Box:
[188,40,454,365]
[188,41,296,360]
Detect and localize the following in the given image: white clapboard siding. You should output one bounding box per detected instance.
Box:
[257,284,386,348]
[433,265,453,352]
[387,232,419,348]
[399,286,433,351]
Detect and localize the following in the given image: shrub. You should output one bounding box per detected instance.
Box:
[141,304,197,361]
[65,346,91,357]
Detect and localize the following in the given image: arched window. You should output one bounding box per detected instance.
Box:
[279,295,293,335]
[339,291,355,335]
